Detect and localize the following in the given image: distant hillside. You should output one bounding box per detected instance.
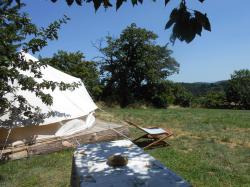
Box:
[179,80,229,96]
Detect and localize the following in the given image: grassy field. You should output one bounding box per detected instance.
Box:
[0,108,250,187]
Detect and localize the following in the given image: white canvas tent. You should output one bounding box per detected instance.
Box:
[0,53,98,147]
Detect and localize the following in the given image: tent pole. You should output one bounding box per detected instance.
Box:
[0,128,12,159]
[108,126,131,140]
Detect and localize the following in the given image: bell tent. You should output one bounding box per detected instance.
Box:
[0,53,98,147]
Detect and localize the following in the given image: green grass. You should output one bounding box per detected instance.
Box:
[1,108,250,186]
[0,149,74,187]
[97,108,250,187]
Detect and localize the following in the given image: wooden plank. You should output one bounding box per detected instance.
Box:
[28,125,129,156]
[1,120,129,160]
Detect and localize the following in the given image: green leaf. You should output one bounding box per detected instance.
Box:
[169,8,178,21]
[66,0,74,6]
[138,0,143,4]
[191,18,202,36]
[131,0,137,6]
[15,0,21,5]
[165,0,170,6]
[93,0,102,11]
[75,0,82,5]
[184,19,196,43]
[103,0,112,8]
[116,0,125,10]
[165,19,174,29]
[194,10,211,31]
[203,14,211,31]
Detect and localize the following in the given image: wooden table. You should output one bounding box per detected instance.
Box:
[71,140,191,187]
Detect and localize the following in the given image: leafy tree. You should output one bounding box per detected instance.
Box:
[172,84,192,107]
[12,0,211,44]
[148,81,175,108]
[98,23,179,107]
[144,81,193,108]
[43,50,102,100]
[0,1,75,128]
[202,91,226,109]
[226,69,250,109]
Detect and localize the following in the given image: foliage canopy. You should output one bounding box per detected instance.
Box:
[0,1,75,128]
[226,69,250,109]
[98,23,179,107]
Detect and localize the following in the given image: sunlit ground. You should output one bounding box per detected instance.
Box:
[0,108,249,187]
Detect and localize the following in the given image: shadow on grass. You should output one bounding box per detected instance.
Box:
[0,175,4,182]
[0,158,9,165]
[134,140,170,150]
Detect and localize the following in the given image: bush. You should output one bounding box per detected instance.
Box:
[226,69,250,109]
[152,95,169,108]
[172,84,192,107]
[201,91,227,109]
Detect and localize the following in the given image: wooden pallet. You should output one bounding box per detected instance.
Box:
[1,120,129,160]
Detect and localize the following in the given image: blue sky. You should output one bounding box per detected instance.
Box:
[23,0,250,83]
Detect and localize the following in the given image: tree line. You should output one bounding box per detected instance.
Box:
[181,71,250,110]
[44,24,250,110]
[44,23,183,108]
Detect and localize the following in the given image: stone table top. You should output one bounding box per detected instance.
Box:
[71,140,191,187]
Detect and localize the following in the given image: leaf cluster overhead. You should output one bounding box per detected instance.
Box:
[55,0,211,43]
[166,1,211,43]
[11,0,211,44]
